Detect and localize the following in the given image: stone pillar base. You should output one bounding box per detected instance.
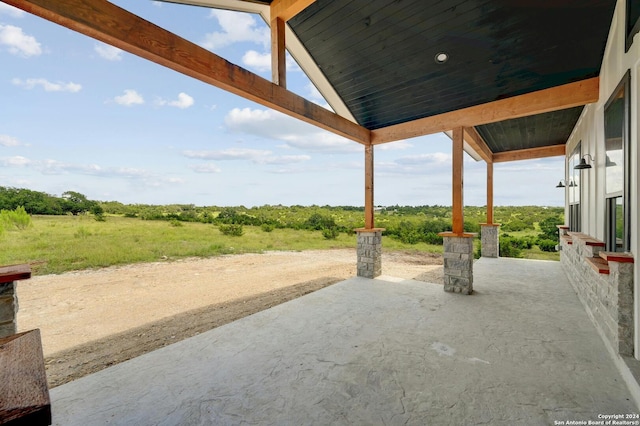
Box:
[0,281,18,338]
[439,232,476,294]
[480,223,500,258]
[355,228,384,278]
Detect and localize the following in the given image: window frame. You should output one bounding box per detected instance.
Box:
[603,70,631,251]
[626,0,640,52]
[568,143,581,232]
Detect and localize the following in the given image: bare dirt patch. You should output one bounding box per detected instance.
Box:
[16,249,442,387]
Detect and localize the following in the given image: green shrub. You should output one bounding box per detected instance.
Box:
[0,206,32,230]
[321,227,339,240]
[169,219,183,227]
[499,235,523,258]
[219,224,244,236]
[261,223,275,232]
[538,239,557,252]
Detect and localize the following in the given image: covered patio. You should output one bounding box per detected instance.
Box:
[50,257,637,425]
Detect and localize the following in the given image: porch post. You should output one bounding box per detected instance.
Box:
[356,145,383,278]
[480,161,500,257]
[439,127,474,294]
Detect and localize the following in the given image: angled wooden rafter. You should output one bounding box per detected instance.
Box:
[463,126,492,163]
[5,0,369,145]
[371,78,599,145]
[492,144,566,163]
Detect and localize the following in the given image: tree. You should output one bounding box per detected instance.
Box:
[62,191,94,215]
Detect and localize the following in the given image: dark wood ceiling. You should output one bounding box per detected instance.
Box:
[476,106,584,153]
[288,0,614,132]
[248,0,614,155]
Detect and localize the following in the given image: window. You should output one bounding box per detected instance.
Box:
[627,0,640,52]
[568,144,581,232]
[604,71,631,252]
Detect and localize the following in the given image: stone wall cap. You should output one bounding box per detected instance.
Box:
[354,228,386,232]
[0,264,31,284]
[479,223,501,226]
[599,251,634,263]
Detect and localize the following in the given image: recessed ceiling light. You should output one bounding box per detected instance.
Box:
[435,52,449,64]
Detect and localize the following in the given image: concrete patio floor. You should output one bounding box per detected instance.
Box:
[50,257,639,425]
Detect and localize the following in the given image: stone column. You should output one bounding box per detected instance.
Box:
[0,281,18,338]
[355,228,384,278]
[480,224,500,258]
[439,233,476,294]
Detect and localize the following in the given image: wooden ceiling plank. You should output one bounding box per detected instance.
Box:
[463,127,492,163]
[371,77,599,145]
[270,0,316,21]
[492,144,566,163]
[5,0,369,145]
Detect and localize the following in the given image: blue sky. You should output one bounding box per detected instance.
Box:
[0,1,565,207]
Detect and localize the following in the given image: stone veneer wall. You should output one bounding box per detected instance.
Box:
[356,229,383,279]
[442,235,474,294]
[0,281,18,338]
[560,235,634,357]
[480,224,500,258]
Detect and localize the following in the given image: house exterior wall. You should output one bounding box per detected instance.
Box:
[564,0,640,358]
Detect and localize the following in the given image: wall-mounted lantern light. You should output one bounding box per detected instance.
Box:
[574,154,594,170]
[556,179,576,188]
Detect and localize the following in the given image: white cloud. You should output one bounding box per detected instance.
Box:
[188,163,222,174]
[0,134,26,147]
[94,42,123,61]
[241,50,300,73]
[260,155,310,165]
[241,50,270,72]
[201,10,269,50]
[12,78,82,92]
[183,148,271,161]
[156,92,194,109]
[376,140,413,151]
[395,152,452,165]
[183,148,309,166]
[0,24,42,57]
[0,155,30,166]
[224,107,360,154]
[0,4,25,18]
[113,89,144,106]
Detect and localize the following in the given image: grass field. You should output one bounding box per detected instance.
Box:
[0,215,556,276]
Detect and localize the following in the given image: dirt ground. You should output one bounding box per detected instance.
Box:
[16,249,443,388]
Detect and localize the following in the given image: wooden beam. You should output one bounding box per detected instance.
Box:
[452,127,464,235]
[270,16,286,88]
[487,161,494,224]
[371,78,599,145]
[270,0,316,21]
[492,144,566,163]
[6,0,369,145]
[364,145,374,229]
[464,126,492,163]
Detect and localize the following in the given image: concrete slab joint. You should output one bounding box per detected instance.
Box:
[441,235,475,294]
[355,228,384,279]
[480,224,500,258]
